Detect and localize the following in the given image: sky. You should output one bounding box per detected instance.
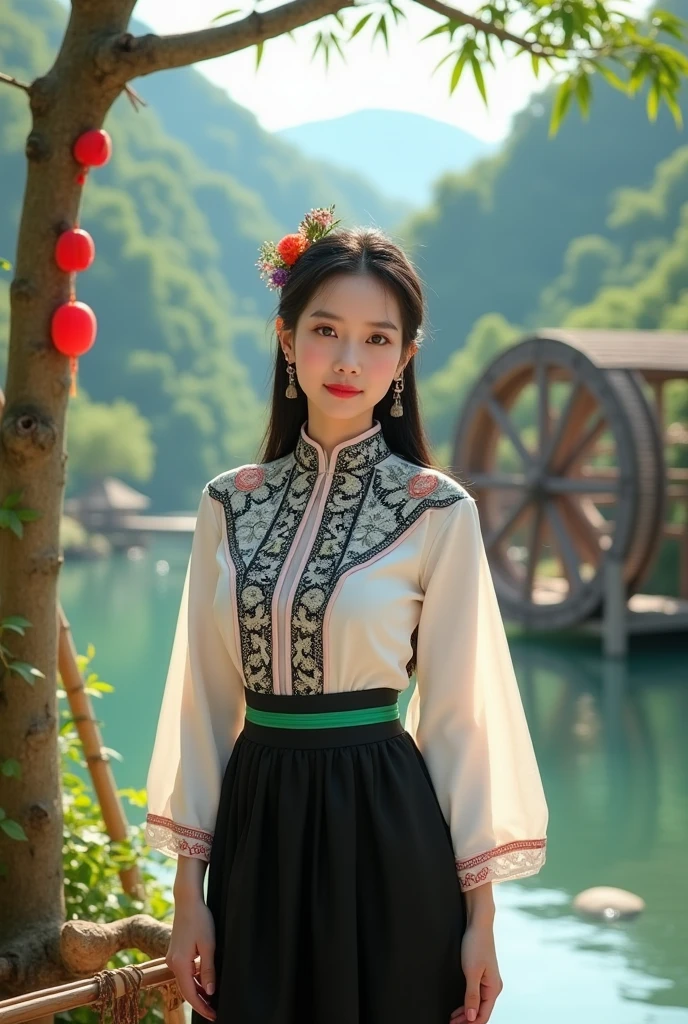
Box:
[133,0,557,143]
[133,0,652,143]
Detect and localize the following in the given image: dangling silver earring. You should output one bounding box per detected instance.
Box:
[390,372,404,417]
[285,360,298,399]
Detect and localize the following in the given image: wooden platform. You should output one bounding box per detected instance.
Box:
[579,593,688,636]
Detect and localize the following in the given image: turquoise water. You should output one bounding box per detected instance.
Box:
[59,535,688,1022]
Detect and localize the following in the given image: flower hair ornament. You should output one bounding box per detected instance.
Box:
[256,204,341,292]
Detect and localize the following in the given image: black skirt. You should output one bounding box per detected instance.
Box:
[193,686,467,1024]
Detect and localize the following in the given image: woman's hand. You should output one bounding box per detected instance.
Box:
[450,918,503,1024]
[166,891,217,1021]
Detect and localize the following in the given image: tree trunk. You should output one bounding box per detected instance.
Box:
[0,0,133,995]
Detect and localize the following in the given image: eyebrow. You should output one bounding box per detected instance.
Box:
[308,309,400,332]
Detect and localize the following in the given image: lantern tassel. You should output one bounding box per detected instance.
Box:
[70,356,79,397]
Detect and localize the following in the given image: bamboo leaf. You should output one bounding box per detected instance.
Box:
[470,54,488,106]
[663,88,684,128]
[575,72,592,118]
[646,80,660,120]
[549,78,573,137]
[450,49,470,94]
[210,8,242,21]
[349,12,374,40]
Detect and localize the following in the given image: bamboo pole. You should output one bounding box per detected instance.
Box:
[0,958,185,1023]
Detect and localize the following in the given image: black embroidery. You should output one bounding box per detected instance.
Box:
[208,426,466,694]
[290,458,464,694]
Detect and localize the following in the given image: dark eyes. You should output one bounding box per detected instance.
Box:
[315,325,390,346]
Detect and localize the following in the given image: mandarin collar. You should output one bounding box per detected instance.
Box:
[295,419,391,475]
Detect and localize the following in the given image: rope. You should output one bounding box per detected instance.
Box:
[92,965,146,1024]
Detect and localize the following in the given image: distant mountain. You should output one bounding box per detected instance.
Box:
[278,110,498,206]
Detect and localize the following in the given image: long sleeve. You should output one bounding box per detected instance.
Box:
[405,494,548,892]
[145,485,246,861]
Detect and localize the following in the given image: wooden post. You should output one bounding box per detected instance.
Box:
[603,556,627,657]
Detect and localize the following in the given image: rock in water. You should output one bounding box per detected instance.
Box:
[573,887,645,921]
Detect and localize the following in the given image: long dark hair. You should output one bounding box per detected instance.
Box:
[258,226,440,469]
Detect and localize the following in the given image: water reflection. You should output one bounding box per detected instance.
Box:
[507,636,688,1018]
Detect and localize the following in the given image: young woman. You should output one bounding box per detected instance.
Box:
[145,208,549,1024]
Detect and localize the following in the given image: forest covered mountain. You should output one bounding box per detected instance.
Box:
[278,110,496,205]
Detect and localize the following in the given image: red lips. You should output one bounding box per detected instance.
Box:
[324,384,363,396]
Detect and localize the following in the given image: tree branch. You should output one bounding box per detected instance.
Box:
[0,71,31,93]
[412,0,570,57]
[102,0,354,82]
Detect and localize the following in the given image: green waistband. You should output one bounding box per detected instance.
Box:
[245,702,400,729]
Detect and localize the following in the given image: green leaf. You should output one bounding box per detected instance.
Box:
[0,819,28,841]
[349,12,374,40]
[0,258,10,272]
[8,661,45,685]
[17,509,42,522]
[450,49,470,94]
[575,72,592,118]
[0,808,6,821]
[255,40,264,70]
[1,760,21,779]
[1,615,32,635]
[421,19,456,41]
[470,54,488,106]
[2,491,23,509]
[663,88,684,128]
[374,15,389,52]
[549,78,573,137]
[646,81,660,120]
[210,8,242,21]
[595,61,629,92]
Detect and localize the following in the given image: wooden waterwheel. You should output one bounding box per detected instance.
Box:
[453,330,688,631]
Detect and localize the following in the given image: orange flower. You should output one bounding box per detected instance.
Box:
[275,316,284,332]
[277,233,309,266]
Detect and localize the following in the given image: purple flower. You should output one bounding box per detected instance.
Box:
[270,267,290,288]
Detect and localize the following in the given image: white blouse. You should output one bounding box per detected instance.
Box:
[146,419,548,891]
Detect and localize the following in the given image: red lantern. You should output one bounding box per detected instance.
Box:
[55,228,95,273]
[73,129,112,168]
[51,300,97,397]
[73,129,112,185]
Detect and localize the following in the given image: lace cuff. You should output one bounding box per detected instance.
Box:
[456,838,547,891]
[145,813,213,861]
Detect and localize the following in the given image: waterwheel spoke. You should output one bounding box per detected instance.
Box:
[556,413,607,476]
[545,498,582,591]
[484,493,532,551]
[542,382,597,471]
[486,396,534,466]
[556,496,604,567]
[535,356,549,459]
[545,476,619,496]
[468,472,527,490]
[523,502,546,601]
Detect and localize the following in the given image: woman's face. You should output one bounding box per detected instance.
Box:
[278,273,417,428]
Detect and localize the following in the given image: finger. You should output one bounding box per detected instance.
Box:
[197,942,216,997]
[174,966,216,1021]
[463,979,482,1023]
[473,994,500,1024]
